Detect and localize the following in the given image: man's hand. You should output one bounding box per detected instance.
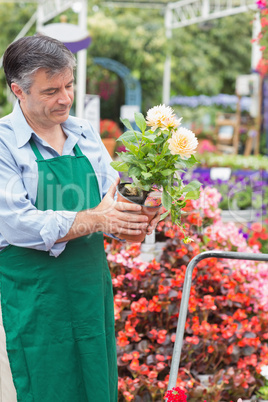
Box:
[93,178,149,237]
[57,178,149,242]
[146,207,163,236]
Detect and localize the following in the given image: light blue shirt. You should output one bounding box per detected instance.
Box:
[0,101,118,257]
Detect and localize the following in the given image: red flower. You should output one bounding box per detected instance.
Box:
[227,344,234,355]
[117,331,129,347]
[129,358,140,371]
[164,386,187,402]
[130,297,148,314]
[100,119,122,139]
[148,295,162,312]
[157,329,167,344]
[208,345,215,353]
[185,335,199,345]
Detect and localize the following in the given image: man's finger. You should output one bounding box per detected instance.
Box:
[116,210,149,222]
[107,178,120,198]
[116,200,142,213]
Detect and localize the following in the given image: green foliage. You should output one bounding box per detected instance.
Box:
[87,7,253,112]
[199,152,268,170]
[0,3,254,118]
[170,13,253,97]
[257,383,268,400]
[0,2,36,117]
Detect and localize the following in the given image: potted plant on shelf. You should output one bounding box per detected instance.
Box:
[100,119,123,157]
[110,104,201,242]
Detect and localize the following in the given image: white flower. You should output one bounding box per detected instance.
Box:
[261,365,268,380]
[146,104,182,131]
[167,127,198,159]
[183,237,194,244]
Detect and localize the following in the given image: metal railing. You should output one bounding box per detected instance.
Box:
[167,251,268,394]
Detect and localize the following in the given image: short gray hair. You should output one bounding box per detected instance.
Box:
[3,34,76,93]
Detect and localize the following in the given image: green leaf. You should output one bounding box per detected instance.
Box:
[184,190,200,201]
[147,152,156,161]
[160,211,170,220]
[134,112,147,132]
[144,134,157,142]
[120,118,133,131]
[128,166,142,178]
[174,168,186,173]
[154,134,164,144]
[119,130,142,143]
[119,153,139,164]
[140,145,151,155]
[138,163,148,171]
[182,154,199,168]
[110,161,129,172]
[183,180,202,193]
[162,189,172,211]
[141,171,153,179]
[122,139,139,155]
[161,169,174,177]
[132,176,151,191]
[203,235,210,245]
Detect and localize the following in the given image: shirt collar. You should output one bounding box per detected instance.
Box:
[10,101,86,149]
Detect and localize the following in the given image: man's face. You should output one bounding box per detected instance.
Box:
[17,68,74,130]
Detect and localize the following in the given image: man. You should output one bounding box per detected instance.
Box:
[0,34,159,402]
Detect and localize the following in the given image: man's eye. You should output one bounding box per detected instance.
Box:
[46,91,56,95]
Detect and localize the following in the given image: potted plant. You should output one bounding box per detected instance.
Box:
[111,104,201,242]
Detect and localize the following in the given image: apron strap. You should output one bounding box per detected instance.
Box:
[73,143,84,157]
[29,138,84,160]
[29,138,44,160]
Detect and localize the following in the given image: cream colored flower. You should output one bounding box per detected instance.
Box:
[167,127,198,159]
[146,104,182,131]
[183,237,194,244]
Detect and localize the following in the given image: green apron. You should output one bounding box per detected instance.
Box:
[0,138,118,402]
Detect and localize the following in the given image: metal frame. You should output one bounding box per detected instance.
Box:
[93,57,142,109]
[166,0,256,30]
[167,250,268,395]
[36,0,88,119]
[36,0,75,27]
[162,0,258,104]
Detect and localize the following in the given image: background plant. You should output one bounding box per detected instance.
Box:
[181,168,268,215]
[0,3,253,118]
[100,119,123,139]
[255,0,268,76]
[257,365,268,399]
[105,187,268,401]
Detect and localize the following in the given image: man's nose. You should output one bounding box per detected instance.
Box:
[58,89,71,104]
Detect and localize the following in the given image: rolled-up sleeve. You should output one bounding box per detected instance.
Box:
[39,211,76,257]
[0,141,76,257]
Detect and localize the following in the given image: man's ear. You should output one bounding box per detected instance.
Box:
[11,83,25,101]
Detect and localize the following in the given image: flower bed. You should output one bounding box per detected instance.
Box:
[181,168,268,218]
[198,153,268,171]
[254,0,268,76]
[105,187,268,401]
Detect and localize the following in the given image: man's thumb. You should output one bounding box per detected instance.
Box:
[107,177,120,197]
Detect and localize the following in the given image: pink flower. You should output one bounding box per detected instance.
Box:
[256,0,266,9]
